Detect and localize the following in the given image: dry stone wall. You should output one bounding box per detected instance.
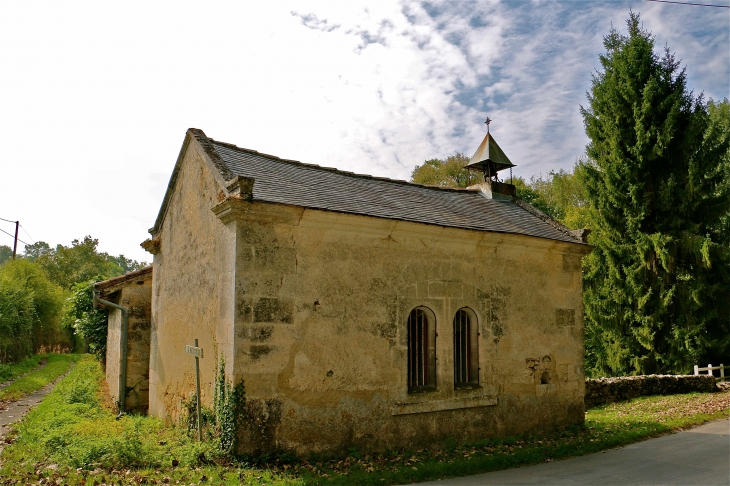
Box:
[585,375,718,408]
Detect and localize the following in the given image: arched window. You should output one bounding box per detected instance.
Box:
[453,308,479,387]
[407,307,436,392]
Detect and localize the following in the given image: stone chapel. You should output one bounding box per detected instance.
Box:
[100,127,591,455]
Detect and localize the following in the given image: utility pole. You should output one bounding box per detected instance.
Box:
[12,221,18,259]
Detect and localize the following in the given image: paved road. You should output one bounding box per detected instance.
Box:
[419,419,730,486]
[0,382,56,438]
[0,384,50,456]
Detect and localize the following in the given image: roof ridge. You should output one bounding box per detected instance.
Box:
[191,130,587,245]
[207,137,477,195]
[189,129,235,180]
[94,266,153,291]
[511,197,585,243]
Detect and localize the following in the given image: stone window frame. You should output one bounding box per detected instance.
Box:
[407,307,437,394]
[453,307,479,388]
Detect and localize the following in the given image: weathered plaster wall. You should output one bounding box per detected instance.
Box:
[148,140,236,421]
[104,278,152,414]
[221,201,590,455]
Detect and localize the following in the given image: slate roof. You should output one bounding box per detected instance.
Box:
[187,130,583,245]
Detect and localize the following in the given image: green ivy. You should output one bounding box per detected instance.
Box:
[62,279,107,359]
[182,357,246,456]
[213,356,246,455]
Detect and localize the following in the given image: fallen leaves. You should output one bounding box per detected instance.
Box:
[0,390,727,485]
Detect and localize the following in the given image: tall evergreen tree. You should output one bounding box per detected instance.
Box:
[581,14,730,376]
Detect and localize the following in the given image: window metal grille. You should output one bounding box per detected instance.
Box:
[408,308,430,389]
[453,309,471,384]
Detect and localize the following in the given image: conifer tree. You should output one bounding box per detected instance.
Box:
[581,14,730,376]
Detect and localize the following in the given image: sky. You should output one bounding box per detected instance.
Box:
[1,0,728,263]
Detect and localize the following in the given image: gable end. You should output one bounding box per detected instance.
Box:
[148,128,234,237]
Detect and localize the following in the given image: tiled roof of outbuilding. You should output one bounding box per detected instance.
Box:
[94,266,152,296]
[190,130,584,245]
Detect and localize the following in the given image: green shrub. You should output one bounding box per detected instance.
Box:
[0,354,40,382]
[62,280,107,359]
[0,283,36,362]
[0,259,68,362]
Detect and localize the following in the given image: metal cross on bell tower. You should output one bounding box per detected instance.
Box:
[465,117,515,184]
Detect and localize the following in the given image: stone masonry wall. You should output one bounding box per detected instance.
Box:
[149,133,592,455]
[120,281,152,414]
[148,139,236,421]
[222,202,592,456]
[585,375,718,408]
[104,276,152,414]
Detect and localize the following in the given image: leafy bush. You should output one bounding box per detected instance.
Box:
[183,392,215,431]
[62,279,107,359]
[0,355,40,383]
[0,258,69,364]
[184,357,247,455]
[0,281,36,363]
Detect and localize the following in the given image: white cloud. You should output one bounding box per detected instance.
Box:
[0,0,726,262]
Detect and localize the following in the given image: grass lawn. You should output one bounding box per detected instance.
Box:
[0,356,727,485]
[0,355,41,385]
[0,354,79,403]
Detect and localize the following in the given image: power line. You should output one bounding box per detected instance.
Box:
[645,0,730,7]
[0,227,28,246]
[2,219,36,243]
[19,225,35,244]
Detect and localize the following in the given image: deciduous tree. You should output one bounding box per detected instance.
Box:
[410,154,588,229]
[0,245,12,265]
[410,152,474,188]
[35,236,146,290]
[23,241,53,261]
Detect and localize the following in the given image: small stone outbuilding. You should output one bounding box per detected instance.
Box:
[95,266,152,414]
[138,128,591,456]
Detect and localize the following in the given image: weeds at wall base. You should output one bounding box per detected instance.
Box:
[0,360,727,485]
[180,355,246,457]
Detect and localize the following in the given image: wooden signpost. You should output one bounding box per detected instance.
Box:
[186,339,203,441]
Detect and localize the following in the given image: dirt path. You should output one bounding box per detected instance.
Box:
[0,363,73,455]
[0,357,48,391]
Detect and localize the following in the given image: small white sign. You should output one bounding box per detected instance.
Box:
[185,345,203,358]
